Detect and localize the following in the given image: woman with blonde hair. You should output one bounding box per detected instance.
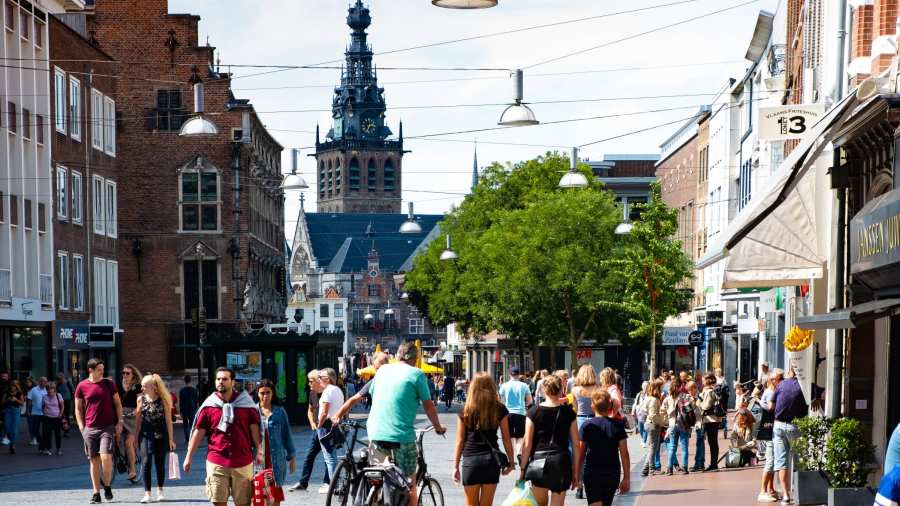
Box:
[534,370,550,404]
[119,364,142,482]
[599,368,623,420]
[641,380,665,476]
[571,364,598,499]
[134,374,175,503]
[452,372,515,506]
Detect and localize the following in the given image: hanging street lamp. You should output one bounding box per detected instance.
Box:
[282,148,309,190]
[615,202,634,235]
[399,202,423,234]
[498,70,539,126]
[432,0,497,8]
[179,67,219,137]
[440,234,458,261]
[558,147,589,189]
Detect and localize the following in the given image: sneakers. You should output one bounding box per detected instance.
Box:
[1,437,9,445]
[641,441,647,448]
[757,492,778,503]
[288,482,307,492]
[28,438,37,446]
[104,486,113,501]
[90,493,102,504]
[318,484,330,494]
[140,493,152,504]
[56,449,63,456]
[157,488,165,502]
[42,450,52,455]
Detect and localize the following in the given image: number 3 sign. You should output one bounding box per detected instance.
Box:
[759,104,826,141]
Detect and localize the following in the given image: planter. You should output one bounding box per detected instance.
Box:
[794,470,830,505]
[827,487,874,506]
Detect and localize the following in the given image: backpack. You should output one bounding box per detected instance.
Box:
[676,394,696,430]
[713,384,728,418]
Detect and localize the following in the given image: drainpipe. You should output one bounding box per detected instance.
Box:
[828,147,846,420]
[834,0,848,101]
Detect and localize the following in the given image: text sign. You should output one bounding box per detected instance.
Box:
[850,187,900,290]
[688,331,705,346]
[662,327,692,346]
[576,349,593,361]
[55,322,90,350]
[758,105,826,141]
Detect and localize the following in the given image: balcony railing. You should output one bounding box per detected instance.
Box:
[0,269,10,304]
[40,274,53,306]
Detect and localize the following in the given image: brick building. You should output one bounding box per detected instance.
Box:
[49,13,120,380]
[70,0,287,376]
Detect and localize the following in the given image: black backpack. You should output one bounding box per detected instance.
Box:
[713,384,728,418]
[676,394,696,430]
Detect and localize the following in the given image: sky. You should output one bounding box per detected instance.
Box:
[168,0,781,233]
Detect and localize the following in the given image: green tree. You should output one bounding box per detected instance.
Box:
[614,182,693,377]
[405,152,631,367]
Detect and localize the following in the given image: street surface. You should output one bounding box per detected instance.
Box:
[0,405,764,505]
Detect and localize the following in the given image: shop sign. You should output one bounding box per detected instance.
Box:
[850,187,900,290]
[706,310,724,328]
[758,104,826,141]
[662,327,691,346]
[56,322,90,350]
[688,331,704,346]
[89,325,115,348]
[721,324,738,334]
[575,349,593,361]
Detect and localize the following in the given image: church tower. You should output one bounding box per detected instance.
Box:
[315,0,404,213]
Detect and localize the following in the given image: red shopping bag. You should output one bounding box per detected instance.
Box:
[251,427,285,506]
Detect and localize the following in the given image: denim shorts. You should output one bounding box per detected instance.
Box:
[762,440,774,472]
[772,421,798,471]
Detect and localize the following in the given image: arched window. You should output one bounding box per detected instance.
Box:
[349,158,361,190]
[384,159,395,191]
[179,156,220,232]
[319,161,326,199]
[367,159,377,189]
[335,160,342,194]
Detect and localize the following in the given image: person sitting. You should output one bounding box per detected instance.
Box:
[729,408,757,467]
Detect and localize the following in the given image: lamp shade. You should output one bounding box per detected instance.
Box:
[558,170,589,189]
[385,307,395,315]
[399,202,423,234]
[432,0,497,8]
[440,249,459,261]
[498,103,539,126]
[364,312,374,321]
[281,172,308,190]
[615,222,634,235]
[179,115,219,136]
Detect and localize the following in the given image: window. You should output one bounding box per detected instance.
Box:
[35,114,43,144]
[69,78,81,141]
[182,259,219,320]
[4,2,12,31]
[92,176,104,235]
[180,171,219,231]
[56,167,67,220]
[105,180,116,237]
[739,159,752,210]
[106,260,118,328]
[699,146,709,182]
[9,194,17,225]
[23,198,31,229]
[73,254,84,311]
[19,9,27,40]
[334,321,344,332]
[21,107,30,140]
[37,203,45,232]
[93,257,106,323]
[103,96,115,155]
[320,322,330,331]
[71,172,82,224]
[0,191,3,222]
[57,252,69,310]
[384,160,395,191]
[349,158,360,190]
[54,69,66,133]
[384,312,396,330]
[367,284,378,297]
[334,304,344,318]
[154,90,184,131]
[367,159,377,189]
[91,89,102,149]
[7,101,15,133]
[409,318,424,334]
[320,304,329,318]
[34,19,42,48]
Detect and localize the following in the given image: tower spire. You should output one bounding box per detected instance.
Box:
[471,140,479,191]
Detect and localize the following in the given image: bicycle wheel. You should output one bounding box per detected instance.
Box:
[326,460,355,506]
[418,477,444,506]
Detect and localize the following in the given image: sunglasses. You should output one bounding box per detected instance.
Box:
[122,372,132,376]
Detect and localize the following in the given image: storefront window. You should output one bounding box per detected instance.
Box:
[11,327,48,380]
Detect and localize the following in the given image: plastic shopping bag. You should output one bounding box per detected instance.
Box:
[501,480,539,506]
[167,452,181,480]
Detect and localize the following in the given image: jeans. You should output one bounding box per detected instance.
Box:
[667,425,689,471]
[704,422,720,468]
[773,421,798,471]
[762,440,774,473]
[322,444,339,484]
[297,431,329,487]
[142,437,167,491]
[637,418,647,443]
[693,425,705,469]
[3,408,20,445]
[643,423,662,473]
[181,409,196,443]
[28,414,43,444]
[41,417,62,452]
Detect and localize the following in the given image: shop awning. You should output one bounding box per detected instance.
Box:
[696,93,860,288]
[796,298,900,330]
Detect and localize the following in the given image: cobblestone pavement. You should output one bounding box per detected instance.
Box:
[0,405,648,505]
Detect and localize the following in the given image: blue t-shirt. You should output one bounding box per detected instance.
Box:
[876,465,900,506]
[885,423,900,475]
[579,416,627,476]
[499,380,531,416]
[367,363,432,444]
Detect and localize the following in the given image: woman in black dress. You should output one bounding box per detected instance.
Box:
[452,372,515,506]
[119,364,142,481]
[520,373,580,506]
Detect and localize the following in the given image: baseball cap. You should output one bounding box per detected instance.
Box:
[510,366,521,375]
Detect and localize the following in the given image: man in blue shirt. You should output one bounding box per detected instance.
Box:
[770,368,808,505]
[499,366,533,466]
[875,465,900,506]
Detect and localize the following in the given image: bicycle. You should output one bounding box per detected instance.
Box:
[360,425,445,506]
[326,418,370,506]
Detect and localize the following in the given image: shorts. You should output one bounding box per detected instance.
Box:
[82,426,115,458]
[205,461,253,504]
[584,473,619,505]
[762,440,774,473]
[508,414,526,439]
[370,441,418,478]
[461,453,500,485]
[772,421,798,471]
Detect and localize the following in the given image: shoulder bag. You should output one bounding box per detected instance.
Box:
[475,425,509,469]
[523,407,562,482]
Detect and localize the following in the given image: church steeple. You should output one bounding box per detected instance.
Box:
[471,141,479,191]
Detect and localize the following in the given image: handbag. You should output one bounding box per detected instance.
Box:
[501,480,538,506]
[476,427,509,469]
[724,447,742,468]
[252,424,285,506]
[523,407,562,482]
[317,419,345,453]
[167,451,181,480]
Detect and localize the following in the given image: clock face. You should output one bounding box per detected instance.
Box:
[362,118,377,136]
[368,269,378,278]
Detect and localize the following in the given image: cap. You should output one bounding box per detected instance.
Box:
[510,366,521,375]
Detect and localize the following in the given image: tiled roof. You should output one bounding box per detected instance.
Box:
[305,212,443,273]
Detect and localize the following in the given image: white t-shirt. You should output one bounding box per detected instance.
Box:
[319,384,344,420]
[28,386,47,415]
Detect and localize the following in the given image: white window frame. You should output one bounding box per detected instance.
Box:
[58,251,69,310]
[106,260,118,328]
[103,96,115,156]
[56,166,67,220]
[69,76,81,141]
[54,68,66,133]
[409,318,424,334]
[105,180,116,238]
[92,175,104,235]
[71,171,83,225]
[73,254,84,311]
[91,89,102,150]
[93,257,106,324]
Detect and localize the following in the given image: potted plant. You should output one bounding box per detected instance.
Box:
[824,417,875,506]
[791,416,832,505]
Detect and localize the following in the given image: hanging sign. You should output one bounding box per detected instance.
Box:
[758,104,826,141]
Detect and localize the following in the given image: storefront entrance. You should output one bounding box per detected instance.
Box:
[0,325,51,380]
